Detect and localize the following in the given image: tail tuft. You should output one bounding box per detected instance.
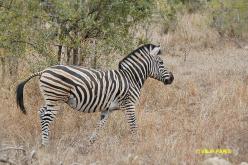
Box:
[16,80,27,114]
[16,71,42,114]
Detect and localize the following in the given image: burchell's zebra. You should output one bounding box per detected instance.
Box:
[16,44,174,145]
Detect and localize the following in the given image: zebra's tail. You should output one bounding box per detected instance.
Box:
[16,71,43,114]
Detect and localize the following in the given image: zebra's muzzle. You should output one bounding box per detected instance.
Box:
[164,72,174,85]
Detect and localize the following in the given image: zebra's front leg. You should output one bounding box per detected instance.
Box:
[89,111,110,144]
[39,105,58,146]
[124,105,138,140]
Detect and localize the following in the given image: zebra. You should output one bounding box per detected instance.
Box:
[16,44,174,145]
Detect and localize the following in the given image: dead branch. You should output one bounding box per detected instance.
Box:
[0,146,26,155]
[0,157,16,165]
[30,150,36,160]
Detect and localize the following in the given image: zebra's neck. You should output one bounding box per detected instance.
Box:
[118,53,151,89]
[119,66,148,89]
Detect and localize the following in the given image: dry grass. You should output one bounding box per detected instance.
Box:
[1,13,248,165]
[0,46,248,164]
[171,13,220,49]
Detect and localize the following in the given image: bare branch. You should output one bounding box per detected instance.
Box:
[0,146,25,153]
[0,157,16,165]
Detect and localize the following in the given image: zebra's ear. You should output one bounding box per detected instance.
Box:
[150,46,161,56]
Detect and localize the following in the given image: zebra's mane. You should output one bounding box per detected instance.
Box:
[118,44,159,70]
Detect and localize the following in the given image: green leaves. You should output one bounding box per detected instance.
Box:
[0,0,154,67]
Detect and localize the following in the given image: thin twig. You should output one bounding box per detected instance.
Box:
[0,146,25,153]
[184,48,187,62]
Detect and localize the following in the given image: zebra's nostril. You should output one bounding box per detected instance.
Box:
[164,72,174,85]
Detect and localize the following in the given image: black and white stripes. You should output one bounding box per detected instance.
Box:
[16,44,174,145]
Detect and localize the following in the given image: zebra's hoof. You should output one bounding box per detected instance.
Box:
[89,133,97,145]
[89,138,96,145]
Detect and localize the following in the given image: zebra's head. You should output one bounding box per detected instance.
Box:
[149,44,174,85]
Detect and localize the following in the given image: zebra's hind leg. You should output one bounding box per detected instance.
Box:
[89,111,110,144]
[39,105,59,146]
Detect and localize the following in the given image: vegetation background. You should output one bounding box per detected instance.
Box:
[0,0,248,164]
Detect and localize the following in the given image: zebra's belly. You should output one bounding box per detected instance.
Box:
[67,94,120,112]
[64,70,123,112]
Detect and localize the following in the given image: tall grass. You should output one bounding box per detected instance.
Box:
[1,46,247,164]
[1,13,248,164]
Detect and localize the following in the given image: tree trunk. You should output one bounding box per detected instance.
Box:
[58,45,81,65]
[1,57,6,84]
[66,47,72,64]
[72,47,80,65]
[57,45,62,62]
[59,46,67,65]
[91,40,97,68]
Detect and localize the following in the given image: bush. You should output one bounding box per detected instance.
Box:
[209,0,248,38]
[157,0,208,34]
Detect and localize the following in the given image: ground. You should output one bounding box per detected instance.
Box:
[0,46,248,164]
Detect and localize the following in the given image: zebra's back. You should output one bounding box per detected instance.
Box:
[39,65,128,113]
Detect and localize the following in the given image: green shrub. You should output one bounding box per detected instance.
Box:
[209,0,248,38]
[157,0,208,34]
